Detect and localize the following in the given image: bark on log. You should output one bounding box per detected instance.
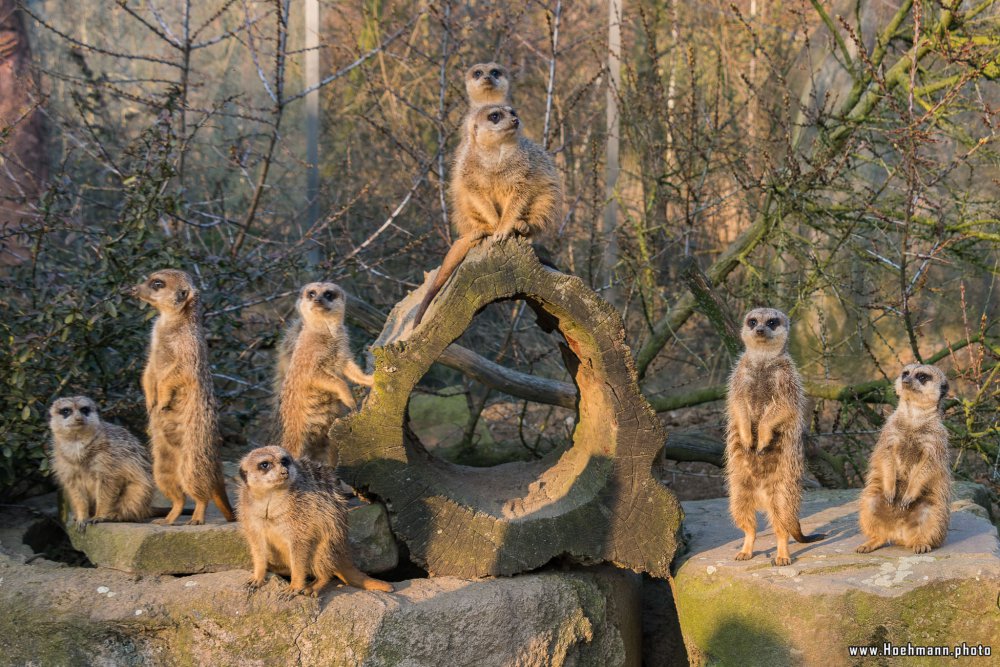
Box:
[332,238,684,578]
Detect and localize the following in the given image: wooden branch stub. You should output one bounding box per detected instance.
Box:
[331,238,683,578]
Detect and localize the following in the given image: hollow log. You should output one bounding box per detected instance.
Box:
[332,238,683,578]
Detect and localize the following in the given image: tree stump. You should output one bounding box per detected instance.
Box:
[331,238,683,578]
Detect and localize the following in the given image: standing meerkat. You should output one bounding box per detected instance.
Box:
[48,396,153,528]
[276,282,373,461]
[726,307,824,566]
[856,364,952,554]
[133,269,235,525]
[413,105,561,325]
[238,445,394,596]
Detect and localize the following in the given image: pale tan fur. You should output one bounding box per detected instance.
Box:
[725,307,824,566]
[133,269,235,525]
[414,105,561,325]
[456,62,511,158]
[857,364,951,554]
[237,446,393,596]
[48,396,153,527]
[276,282,372,461]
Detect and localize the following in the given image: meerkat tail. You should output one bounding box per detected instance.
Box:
[792,523,825,543]
[413,235,481,326]
[213,480,236,522]
[336,562,394,592]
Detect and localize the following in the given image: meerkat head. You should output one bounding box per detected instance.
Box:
[472,105,521,149]
[465,62,510,107]
[132,269,198,316]
[896,363,948,411]
[239,445,298,492]
[49,396,101,438]
[297,281,346,328]
[740,307,790,355]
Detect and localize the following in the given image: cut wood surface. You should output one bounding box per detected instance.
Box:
[332,238,684,578]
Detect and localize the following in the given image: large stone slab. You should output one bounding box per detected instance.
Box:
[672,482,1000,666]
[66,501,398,575]
[0,556,641,667]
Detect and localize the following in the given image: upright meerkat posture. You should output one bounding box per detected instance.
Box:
[856,364,952,554]
[48,396,153,528]
[133,269,235,525]
[276,282,373,460]
[238,446,393,596]
[726,307,824,566]
[413,105,561,325]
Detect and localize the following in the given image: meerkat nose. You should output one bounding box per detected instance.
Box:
[512,117,520,127]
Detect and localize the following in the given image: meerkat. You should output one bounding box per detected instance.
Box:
[459,62,511,138]
[726,307,825,566]
[856,364,952,554]
[133,269,235,526]
[276,282,373,461]
[237,445,393,596]
[48,396,153,528]
[413,105,562,325]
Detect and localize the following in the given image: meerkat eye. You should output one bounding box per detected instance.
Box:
[59,408,72,418]
[323,290,335,300]
[306,290,316,299]
[747,318,758,328]
[766,318,779,329]
[901,370,910,378]
[488,111,502,123]
[150,279,165,290]
[258,461,271,471]
[916,372,929,383]
[473,69,483,79]
[490,68,502,78]
[510,109,518,118]
[79,406,92,416]
[280,457,291,467]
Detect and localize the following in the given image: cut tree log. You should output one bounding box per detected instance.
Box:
[331,237,684,578]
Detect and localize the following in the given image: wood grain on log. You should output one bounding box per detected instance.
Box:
[332,238,683,578]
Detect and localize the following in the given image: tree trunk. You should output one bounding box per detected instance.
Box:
[332,238,683,578]
[0,0,46,265]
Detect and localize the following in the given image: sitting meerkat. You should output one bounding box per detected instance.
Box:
[237,446,393,596]
[48,396,153,528]
[857,364,952,554]
[275,282,373,461]
[726,307,825,566]
[413,104,562,325]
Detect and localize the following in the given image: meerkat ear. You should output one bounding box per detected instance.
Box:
[175,288,189,304]
[239,468,247,483]
[940,380,949,398]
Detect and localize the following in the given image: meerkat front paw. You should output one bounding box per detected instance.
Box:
[912,544,932,554]
[897,494,917,509]
[734,550,753,561]
[771,556,792,567]
[245,576,267,592]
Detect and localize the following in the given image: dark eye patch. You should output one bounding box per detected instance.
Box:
[323,290,335,300]
[916,373,929,383]
[901,370,910,378]
[488,111,502,123]
[473,69,482,79]
[150,279,165,290]
[258,461,271,471]
[490,68,502,78]
[766,318,779,329]
[747,318,758,328]
[306,290,316,299]
[79,406,92,416]
[59,408,72,418]
[280,457,291,467]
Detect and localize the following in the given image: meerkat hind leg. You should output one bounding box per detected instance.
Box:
[152,496,186,525]
[212,482,236,522]
[188,499,208,525]
[730,487,757,561]
[772,524,792,567]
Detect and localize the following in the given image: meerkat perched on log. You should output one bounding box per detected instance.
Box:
[275,282,373,461]
[133,269,235,526]
[856,364,952,554]
[48,396,153,528]
[238,446,394,596]
[413,105,562,325]
[726,307,825,566]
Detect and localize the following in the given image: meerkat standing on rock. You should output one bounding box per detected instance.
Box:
[48,396,153,528]
[726,307,825,566]
[857,364,952,554]
[133,269,235,525]
[238,445,394,596]
[413,104,562,325]
[275,282,373,461]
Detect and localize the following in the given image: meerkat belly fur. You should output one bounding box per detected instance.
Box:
[726,307,824,566]
[237,445,393,596]
[48,396,153,527]
[133,269,235,525]
[414,104,561,325]
[857,364,951,554]
[276,282,373,461]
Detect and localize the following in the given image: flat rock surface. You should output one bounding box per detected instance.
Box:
[673,482,1000,666]
[0,558,641,666]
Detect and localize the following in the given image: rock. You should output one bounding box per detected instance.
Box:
[673,482,1000,666]
[0,557,641,667]
[65,501,399,575]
